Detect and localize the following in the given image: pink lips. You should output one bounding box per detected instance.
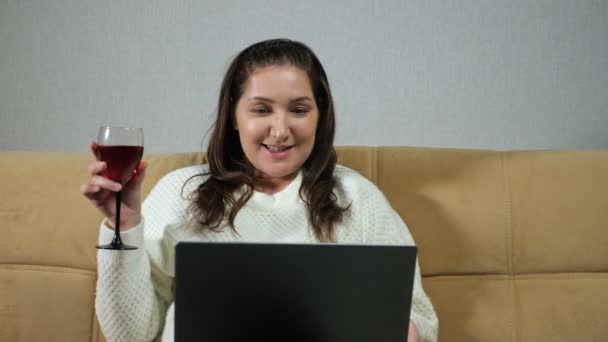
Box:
[262,144,293,159]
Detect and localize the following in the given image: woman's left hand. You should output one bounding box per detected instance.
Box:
[407,320,419,342]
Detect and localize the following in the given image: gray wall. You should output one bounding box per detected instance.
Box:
[1,0,607,153]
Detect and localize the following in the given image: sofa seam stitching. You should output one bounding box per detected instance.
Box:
[422,272,608,280]
[372,146,378,184]
[0,263,96,274]
[502,152,519,342]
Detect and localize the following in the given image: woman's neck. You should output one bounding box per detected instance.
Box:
[253,171,299,195]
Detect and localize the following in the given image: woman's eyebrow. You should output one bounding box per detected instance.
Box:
[290,96,314,103]
[248,96,274,103]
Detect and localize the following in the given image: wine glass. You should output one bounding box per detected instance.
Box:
[95,126,144,250]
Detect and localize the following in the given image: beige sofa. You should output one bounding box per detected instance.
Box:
[1,147,607,341]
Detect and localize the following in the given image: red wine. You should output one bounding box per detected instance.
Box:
[97,145,144,184]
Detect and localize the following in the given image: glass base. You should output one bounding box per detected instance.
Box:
[96,243,137,250]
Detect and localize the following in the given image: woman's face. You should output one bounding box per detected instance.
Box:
[234,65,319,191]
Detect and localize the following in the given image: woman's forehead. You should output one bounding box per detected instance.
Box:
[242,65,313,98]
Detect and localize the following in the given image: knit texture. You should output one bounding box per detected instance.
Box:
[96,165,438,342]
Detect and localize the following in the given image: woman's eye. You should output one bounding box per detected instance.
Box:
[253,107,270,114]
[292,107,308,115]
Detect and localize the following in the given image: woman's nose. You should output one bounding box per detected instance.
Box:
[269,113,289,140]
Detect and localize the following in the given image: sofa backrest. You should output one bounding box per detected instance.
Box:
[1,147,607,341]
[336,147,608,341]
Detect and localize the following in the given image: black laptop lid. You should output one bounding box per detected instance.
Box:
[175,242,417,342]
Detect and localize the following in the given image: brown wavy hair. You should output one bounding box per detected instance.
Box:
[188,38,350,242]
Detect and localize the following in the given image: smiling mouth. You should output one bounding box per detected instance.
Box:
[262,144,294,152]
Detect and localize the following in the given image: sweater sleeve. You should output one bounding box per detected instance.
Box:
[95,166,202,342]
[361,183,439,342]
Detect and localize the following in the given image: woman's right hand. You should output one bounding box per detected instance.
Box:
[80,142,148,231]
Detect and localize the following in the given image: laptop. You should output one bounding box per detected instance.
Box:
[175,242,417,342]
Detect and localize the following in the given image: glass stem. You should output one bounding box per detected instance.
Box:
[112,190,123,247]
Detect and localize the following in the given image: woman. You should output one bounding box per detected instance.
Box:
[82,39,438,342]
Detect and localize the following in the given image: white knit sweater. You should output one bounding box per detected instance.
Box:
[96,164,438,342]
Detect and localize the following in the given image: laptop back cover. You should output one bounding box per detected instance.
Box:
[175,242,417,342]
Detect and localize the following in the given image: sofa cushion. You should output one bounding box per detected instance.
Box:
[0,152,101,269]
[507,151,608,273]
[0,265,97,342]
